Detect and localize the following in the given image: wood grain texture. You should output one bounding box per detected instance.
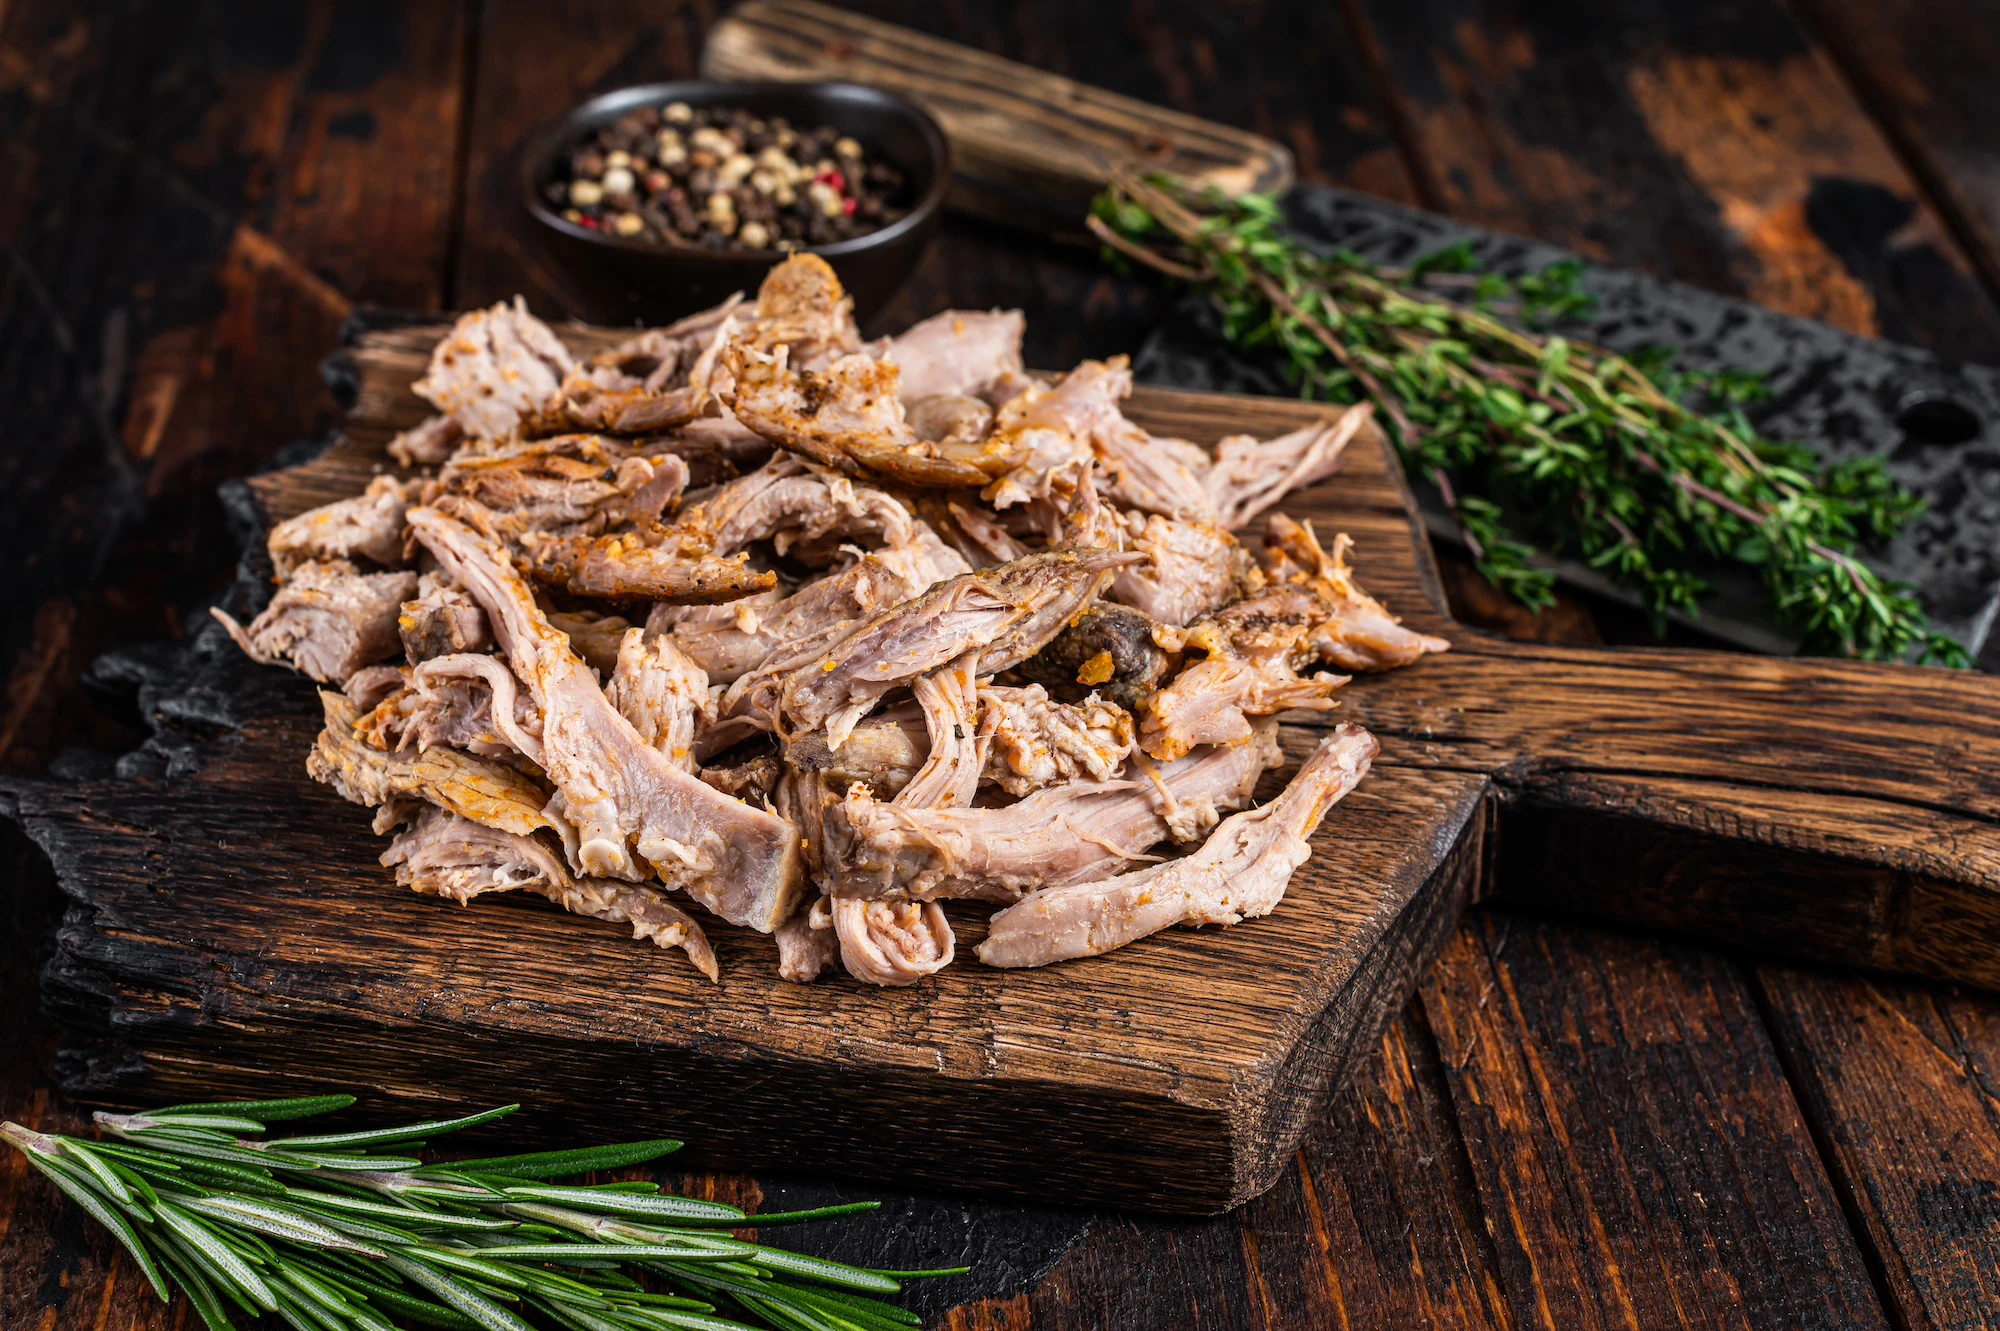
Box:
[1338,0,2000,366]
[1421,915,1887,1330]
[701,0,1292,235]
[1755,967,2000,1331]
[1794,0,2000,308]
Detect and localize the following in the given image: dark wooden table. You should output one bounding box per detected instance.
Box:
[6,2,2000,1326]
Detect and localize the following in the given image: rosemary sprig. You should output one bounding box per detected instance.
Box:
[4,1094,965,1331]
[1090,171,1966,665]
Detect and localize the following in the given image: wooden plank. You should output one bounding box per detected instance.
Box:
[1755,967,2000,1330]
[701,0,1293,236]
[1338,0,2000,365]
[1421,914,1889,1329]
[0,0,470,768]
[1792,0,2000,307]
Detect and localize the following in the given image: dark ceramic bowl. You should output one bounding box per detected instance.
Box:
[521,80,950,325]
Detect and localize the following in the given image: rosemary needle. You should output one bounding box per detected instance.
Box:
[1090,170,1966,665]
[2,1099,965,1331]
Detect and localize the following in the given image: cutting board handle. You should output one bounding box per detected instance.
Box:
[1349,635,2000,985]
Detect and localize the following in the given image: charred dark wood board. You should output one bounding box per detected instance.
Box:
[11,321,2000,1215]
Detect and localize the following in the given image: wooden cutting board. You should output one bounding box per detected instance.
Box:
[9,321,2000,1216]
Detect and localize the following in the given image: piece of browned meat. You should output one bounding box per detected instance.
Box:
[977,724,1377,968]
[604,629,712,772]
[979,684,1134,796]
[1106,511,1248,627]
[822,724,1280,903]
[408,506,805,932]
[383,805,718,981]
[430,435,688,543]
[725,348,995,488]
[414,297,575,439]
[1140,586,1350,761]
[730,252,863,370]
[268,476,417,578]
[399,571,492,662]
[881,308,1029,404]
[560,534,777,605]
[774,548,1140,748]
[1260,513,1453,672]
[1202,407,1370,529]
[1013,603,1171,714]
[213,561,417,684]
[544,610,635,677]
[308,690,556,838]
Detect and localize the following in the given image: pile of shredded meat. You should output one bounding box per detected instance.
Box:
[218,256,1448,985]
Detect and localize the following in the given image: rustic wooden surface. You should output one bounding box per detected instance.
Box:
[7,0,2000,1327]
[700,0,1295,233]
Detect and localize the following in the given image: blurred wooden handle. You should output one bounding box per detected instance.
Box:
[700,0,1295,237]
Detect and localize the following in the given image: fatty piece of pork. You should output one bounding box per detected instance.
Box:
[881,308,1029,404]
[977,725,1378,968]
[1013,603,1171,715]
[1261,513,1453,672]
[414,297,575,439]
[399,571,492,662]
[826,895,955,987]
[268,476,417,578]
[663,530,968,684]
[213,561,418,684]
[384,806,717,981]
[1202,407,1370,530]
[1106,510,1248,627]
[307,690,556,838]
[823,724,1280,902]
[1140,585,1350,761]
[407,505,805,932]
[776,548,1140,749]
[979,684,1135,796]
[604,629,712,771]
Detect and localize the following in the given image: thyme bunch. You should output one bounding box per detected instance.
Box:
[4,1094,963,1331]
[1090,171,1964,664]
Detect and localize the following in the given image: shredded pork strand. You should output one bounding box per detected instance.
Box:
[977,725,1378,967]
[385,806,718,980]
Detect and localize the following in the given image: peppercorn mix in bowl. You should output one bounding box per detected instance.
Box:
[521,81,949,323]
